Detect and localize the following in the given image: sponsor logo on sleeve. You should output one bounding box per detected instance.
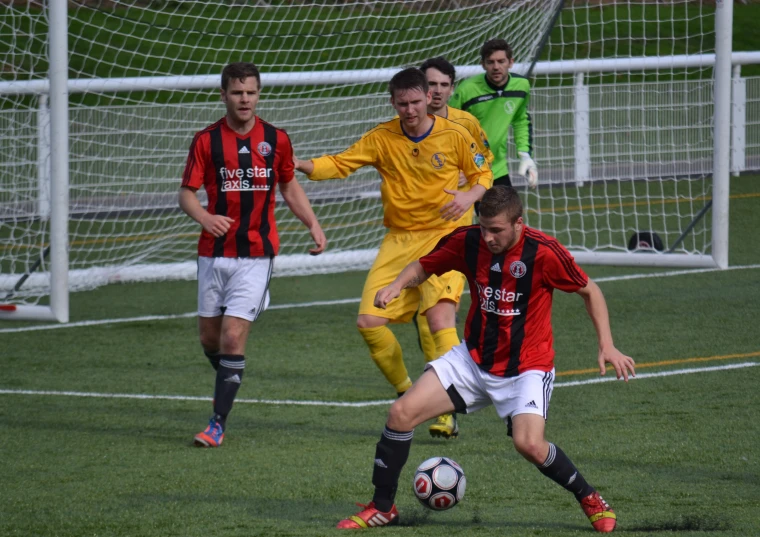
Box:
[474,153,486,168]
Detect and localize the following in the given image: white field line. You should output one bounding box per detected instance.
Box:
[2,263,759,334]
[0,362,756,408]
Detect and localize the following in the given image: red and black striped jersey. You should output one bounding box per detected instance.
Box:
[181,116,295,257]
[419,225,588,377]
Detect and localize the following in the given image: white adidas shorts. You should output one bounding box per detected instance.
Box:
[425,341,555,422]
[197,256,273,322]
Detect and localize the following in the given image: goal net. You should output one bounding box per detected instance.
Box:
[0,0,730,320]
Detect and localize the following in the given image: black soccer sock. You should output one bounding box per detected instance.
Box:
[536,443,595,500]
[212,354,245,430]
[372,426,414,512]
[204,349,220,371]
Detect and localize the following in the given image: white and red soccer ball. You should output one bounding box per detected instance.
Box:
[412,457,466,510]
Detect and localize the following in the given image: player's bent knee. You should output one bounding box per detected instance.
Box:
[513,437,547,464]
[425,301,456,333]
[356,314,388,330]
[387,399,419,431]
[199,335,219,352]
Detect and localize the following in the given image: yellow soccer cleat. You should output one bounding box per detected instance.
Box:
[429,413,459,439]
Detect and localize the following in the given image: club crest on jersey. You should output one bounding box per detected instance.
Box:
[431,153,446,169]
[257,141,272,156]
[504,100,515,114]
[510,260,527,278]
[474,153,486,168]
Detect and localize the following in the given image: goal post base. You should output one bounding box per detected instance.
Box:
[571,252,719,269]
[0,304,60,322]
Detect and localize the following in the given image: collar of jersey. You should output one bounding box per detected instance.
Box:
[484,73,511,92]
[400,116,435,143]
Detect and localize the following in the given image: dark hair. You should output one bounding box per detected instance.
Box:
[388,67,428,97]
[221,62,261,91]
[479,186,523,223]
[419,57,456,83]
[480,39,514,62]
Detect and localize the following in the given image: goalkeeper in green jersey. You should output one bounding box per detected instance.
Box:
[449,38,537,189]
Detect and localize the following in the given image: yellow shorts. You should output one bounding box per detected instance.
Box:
[359,228,466,323]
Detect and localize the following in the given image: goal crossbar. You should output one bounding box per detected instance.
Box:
[2,53,759,96]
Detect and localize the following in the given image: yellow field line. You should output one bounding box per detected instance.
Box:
[559,350,760,377]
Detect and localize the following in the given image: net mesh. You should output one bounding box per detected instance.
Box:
[0,0,726,307]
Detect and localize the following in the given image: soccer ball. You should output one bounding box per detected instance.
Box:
[412,456,466,510]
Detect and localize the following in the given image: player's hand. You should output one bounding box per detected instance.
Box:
[457,170,467,188]
[598,346,636,382]
[293,155,314,175]
[440,188,472,221]
[308,223,327,255]
[374,285,401,309]
[518,152,538,189]
[201,214,235,238]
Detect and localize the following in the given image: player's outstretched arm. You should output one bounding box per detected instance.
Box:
[278,179,326,255]
[178,186,234,238]
[576,279,636,381]
[293,155,315,175]
[374,261,430,309]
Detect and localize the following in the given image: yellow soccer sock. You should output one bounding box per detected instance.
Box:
[415,313,438,364]
[358,326,411,393]
[432,327,460,359]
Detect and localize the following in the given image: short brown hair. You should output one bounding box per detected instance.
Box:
[480,39,514,62]
[221,62,261,91]
[479,186,523,223]
[420,57,456,84]
[388,67,428,97]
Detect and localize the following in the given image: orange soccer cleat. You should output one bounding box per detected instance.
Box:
[193,418,224,448]
[336,502,399,530]
[580,491,617,533]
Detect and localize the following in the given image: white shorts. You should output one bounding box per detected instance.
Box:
[197,256,273,322]
[425,341,555,422]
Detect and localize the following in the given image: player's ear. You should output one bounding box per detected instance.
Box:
[220,89,227,103]
[507,58,515,70]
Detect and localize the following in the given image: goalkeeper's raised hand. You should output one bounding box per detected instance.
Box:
[518,152,538,189]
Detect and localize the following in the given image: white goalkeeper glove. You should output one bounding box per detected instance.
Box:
[517,152,538,189]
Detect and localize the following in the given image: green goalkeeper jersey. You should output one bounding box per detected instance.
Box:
[449,72,532,179]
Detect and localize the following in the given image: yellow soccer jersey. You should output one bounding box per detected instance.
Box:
[308,116,493,231]
[445,106,494,167]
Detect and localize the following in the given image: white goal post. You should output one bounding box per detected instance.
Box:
[0,0,739,322]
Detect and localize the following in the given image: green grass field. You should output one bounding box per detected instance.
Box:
[1,174,759,536]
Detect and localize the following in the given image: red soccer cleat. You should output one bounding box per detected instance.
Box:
[580,491,617,533]
[336,501,399,530]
